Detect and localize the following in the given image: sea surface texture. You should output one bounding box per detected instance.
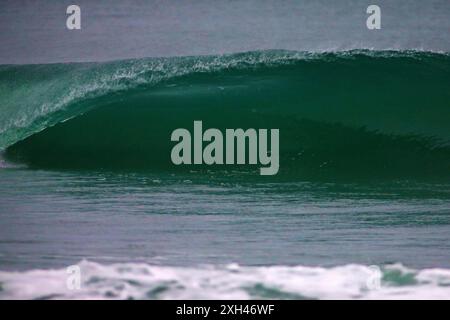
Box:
[0,0,449,299]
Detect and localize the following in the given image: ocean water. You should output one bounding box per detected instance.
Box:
[1,1,450,300]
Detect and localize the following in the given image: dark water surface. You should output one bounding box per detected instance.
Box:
[1,168,450,271]
[1,0,450,300]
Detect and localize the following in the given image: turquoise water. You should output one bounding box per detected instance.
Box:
[1,50,450,299]
[2,51,450,179]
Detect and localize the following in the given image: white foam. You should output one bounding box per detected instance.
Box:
[1,261,449,300]
[0,152,25,169]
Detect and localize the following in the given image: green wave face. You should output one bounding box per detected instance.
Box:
[1,50,450,180]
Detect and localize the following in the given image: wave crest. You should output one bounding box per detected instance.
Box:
[1,49,448,150]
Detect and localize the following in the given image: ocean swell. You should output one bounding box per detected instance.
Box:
[1,50,450,179]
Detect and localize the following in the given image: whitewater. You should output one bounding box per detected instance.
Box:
[1,261,450,300]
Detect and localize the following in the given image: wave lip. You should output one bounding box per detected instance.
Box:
[1,261,450,300]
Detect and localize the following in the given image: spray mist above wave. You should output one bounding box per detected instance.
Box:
[0,260,450,300]
[1,50,449,179]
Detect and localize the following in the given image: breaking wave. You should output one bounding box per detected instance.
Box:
[1,261,450,300]
[1,50,450,180]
